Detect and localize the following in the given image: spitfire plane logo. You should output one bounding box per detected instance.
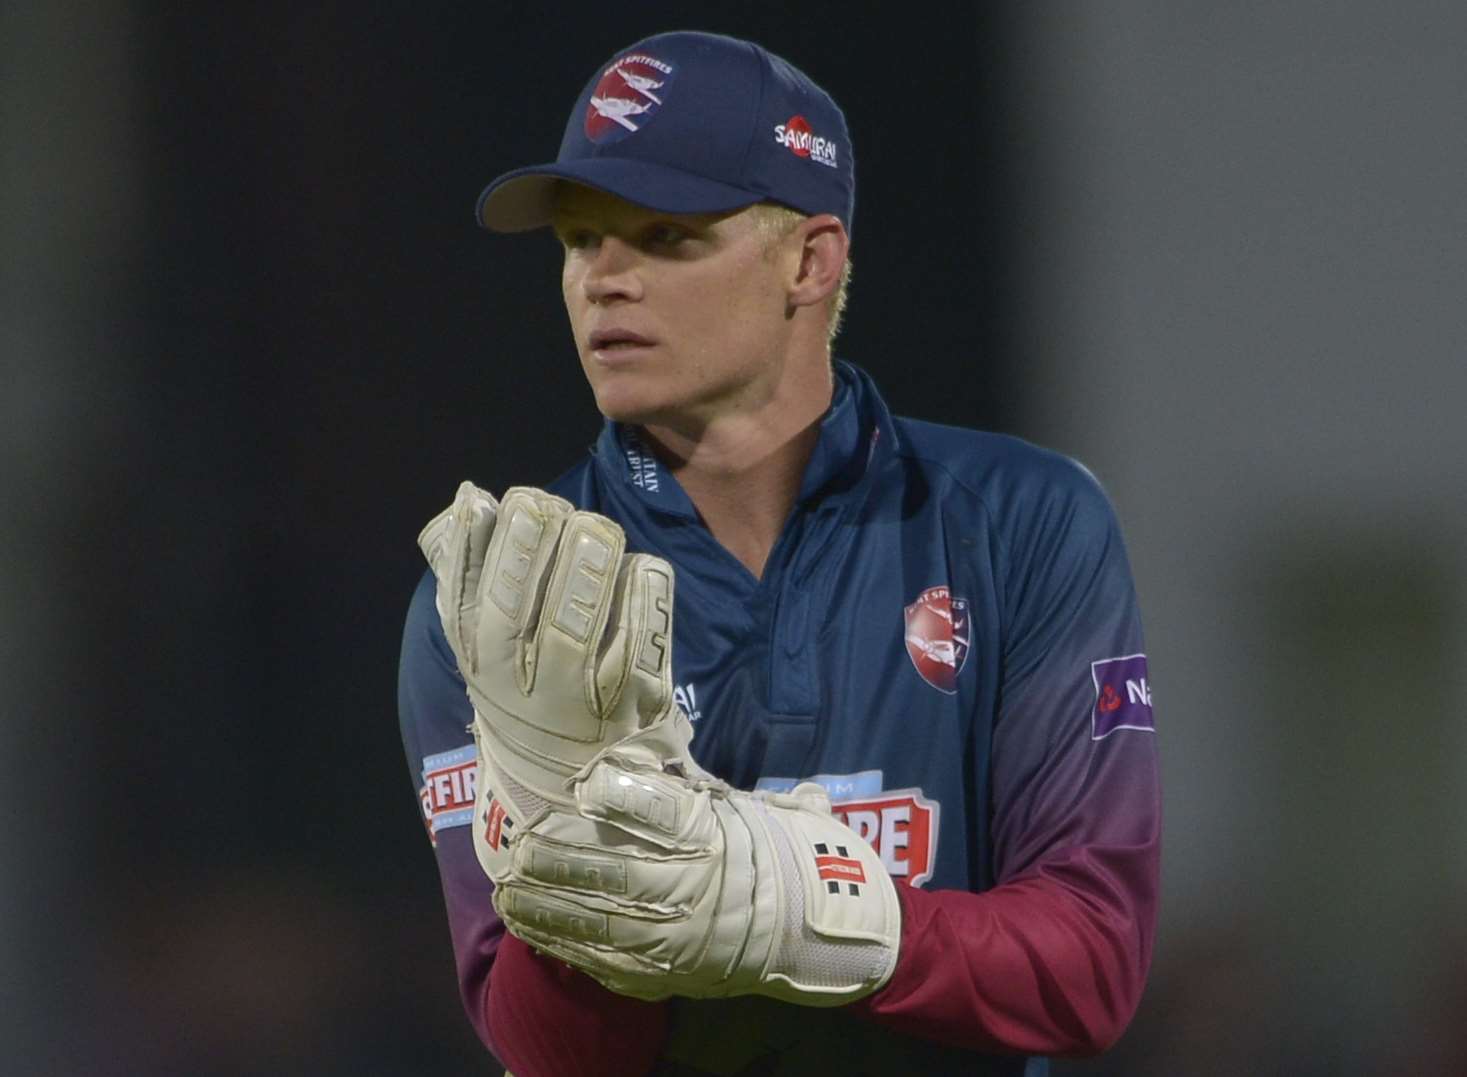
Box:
[904,585,971,694]
[585,52,675,143]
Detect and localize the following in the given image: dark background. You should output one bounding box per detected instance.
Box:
[5,4,1465,1075]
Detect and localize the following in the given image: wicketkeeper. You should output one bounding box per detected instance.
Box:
[400,29,1160,1077]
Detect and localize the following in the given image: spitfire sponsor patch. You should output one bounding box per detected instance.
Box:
[1090,654,1155,739]
[585,51,675,143]
[834,789,940,887]
[418,744,478,844]
[904,585,971,694]
[760,771,940,887]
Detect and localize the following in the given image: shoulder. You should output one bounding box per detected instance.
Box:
[891,416,1117,536]
[401,567,454,670]
[398,568,467,746]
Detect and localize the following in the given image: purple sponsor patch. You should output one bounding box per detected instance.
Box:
[1090,654,1155,739]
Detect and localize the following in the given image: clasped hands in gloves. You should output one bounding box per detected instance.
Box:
[419,482,900,1006]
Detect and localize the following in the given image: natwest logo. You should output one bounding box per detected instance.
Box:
[773,115,839,168]
[832,788,940,887]
[1090,653,1155,739]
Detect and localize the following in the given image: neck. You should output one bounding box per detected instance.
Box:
[640,363,834,579]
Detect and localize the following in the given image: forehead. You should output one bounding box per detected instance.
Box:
[550,182,751,230]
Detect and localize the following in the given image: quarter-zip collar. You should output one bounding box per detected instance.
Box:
[592,360,900,519]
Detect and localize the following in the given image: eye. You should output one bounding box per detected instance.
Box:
[557,227,599,252]
[643,224,690,249]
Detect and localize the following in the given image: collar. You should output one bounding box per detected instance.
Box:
[592,360,900,519]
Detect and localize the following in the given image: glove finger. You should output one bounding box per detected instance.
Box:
[495,894,674,1000]
[417,482,498,665]
[512,812,715,911]
[474,487,574,691]
[577,756,718,850]
[448,482,500,668]
[416,504,453,580]
[596,553,676,729]
[523,509,627,743]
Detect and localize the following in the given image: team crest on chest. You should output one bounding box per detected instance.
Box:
[903,585,970,694]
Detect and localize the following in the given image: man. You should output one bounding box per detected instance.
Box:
[400,29,1160,1077]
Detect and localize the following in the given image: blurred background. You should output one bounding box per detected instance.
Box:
[4,2,1464,1074]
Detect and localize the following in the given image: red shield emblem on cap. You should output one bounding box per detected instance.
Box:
[904,586,970,694]
[585,52,676,143]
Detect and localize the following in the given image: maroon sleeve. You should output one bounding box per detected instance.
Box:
[851,463,1162,1056]
[853,775,1158,1057]
[432,830,670,1077]
[483,931,671,1076]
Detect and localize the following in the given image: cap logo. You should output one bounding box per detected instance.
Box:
[773,114,839,169]
[585,52,675,143]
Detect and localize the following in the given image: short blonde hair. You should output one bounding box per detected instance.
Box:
[747,203,852,348]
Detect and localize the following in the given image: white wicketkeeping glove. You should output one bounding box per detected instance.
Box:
[417,482,703,885]
[418,481,900,1005]
[492,745,901,1006]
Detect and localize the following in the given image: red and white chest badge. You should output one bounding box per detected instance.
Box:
[904,585,971,694]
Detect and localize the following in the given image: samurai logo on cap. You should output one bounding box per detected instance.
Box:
[773,114,840,168]
[585,52,676,143]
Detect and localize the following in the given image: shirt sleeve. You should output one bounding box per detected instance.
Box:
[851,459,1161,1056]
[398,568,670,1076]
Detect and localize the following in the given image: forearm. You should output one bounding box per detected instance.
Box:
[851,843,1156,1057]
[438,831,670,1076]
[486,935,671,1077]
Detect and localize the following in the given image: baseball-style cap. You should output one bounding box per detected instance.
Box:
[476,30,854,237]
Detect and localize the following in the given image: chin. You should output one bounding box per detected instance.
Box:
[590,384,664,425]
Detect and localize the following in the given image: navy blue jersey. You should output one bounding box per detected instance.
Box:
[399,362,1161,1075]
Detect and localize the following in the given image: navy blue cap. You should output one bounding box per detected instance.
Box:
[476,31,854,237]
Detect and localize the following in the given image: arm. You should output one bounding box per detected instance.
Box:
[852,462,1161,1056]
[399,569,671,1076]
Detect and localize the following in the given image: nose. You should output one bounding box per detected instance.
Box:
[581,235,643,305]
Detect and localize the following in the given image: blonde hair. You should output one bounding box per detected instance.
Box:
[747,203,852,348]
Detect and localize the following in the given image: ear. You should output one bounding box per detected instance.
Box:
[786,215,849,311]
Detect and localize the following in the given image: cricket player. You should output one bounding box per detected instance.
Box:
[400,29,1160,1076]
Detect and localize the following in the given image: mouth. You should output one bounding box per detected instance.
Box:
[588,328,656,355]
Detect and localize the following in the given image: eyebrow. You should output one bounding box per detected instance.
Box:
[551,208,724,236]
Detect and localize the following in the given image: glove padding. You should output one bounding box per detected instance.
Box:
[494,745,901,1007]
[418,481,704,886]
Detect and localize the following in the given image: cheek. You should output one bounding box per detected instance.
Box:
[561,264,577,309]
[689,256,778,321]
[561,272,589,333]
